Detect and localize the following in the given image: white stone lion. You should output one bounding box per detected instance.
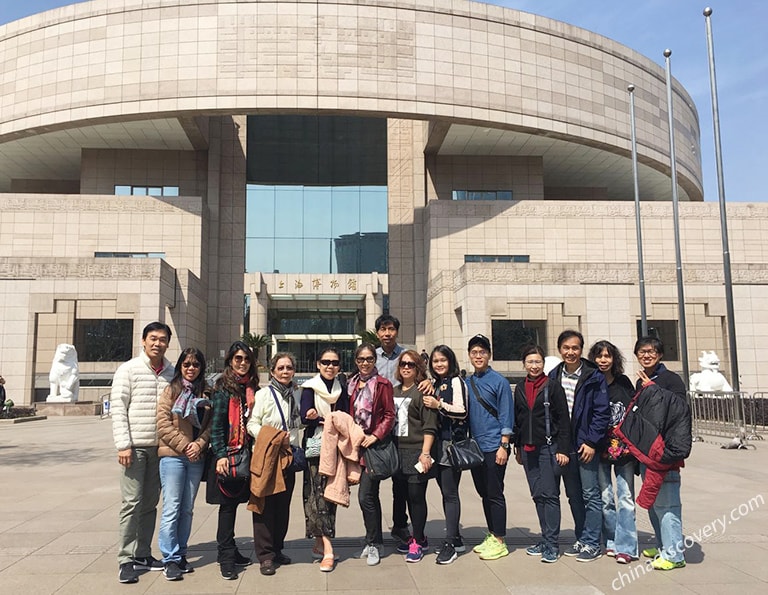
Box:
[47,343,80,402]
[689,350,733,393]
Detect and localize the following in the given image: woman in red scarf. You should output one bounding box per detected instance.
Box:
[210,341,258,580]
[512,345,571,564]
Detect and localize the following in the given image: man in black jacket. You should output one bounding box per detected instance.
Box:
[631,336,691,570]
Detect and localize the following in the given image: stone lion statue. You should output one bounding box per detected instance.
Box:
[689,350,732,392]
[46,343,80,402]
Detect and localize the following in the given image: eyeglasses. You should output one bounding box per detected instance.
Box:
[181,361,201,369]
[275,365,294,371]
[469,349,489,357]
[637,349,658,356]
[319,359,340,367]
[233,355,251,363]
[356,356,376,364]
[398,361,417,369]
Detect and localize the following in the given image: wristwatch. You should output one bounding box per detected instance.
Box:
[499,443,511,453]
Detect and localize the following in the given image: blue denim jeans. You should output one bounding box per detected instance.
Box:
[599,460,638,557]
[557,457,585,541]
[158,456,205,564]
[522,444,561,549]
[642,466,684,563]
[578,455,602,549]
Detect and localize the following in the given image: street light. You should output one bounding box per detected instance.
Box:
[663,49,690,383]
[628,84,648,337]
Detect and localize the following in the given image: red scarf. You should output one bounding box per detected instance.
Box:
[524,374,547,452]
[227,374,256,451]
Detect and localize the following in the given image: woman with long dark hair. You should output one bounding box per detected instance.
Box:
[247,352,302,576]
[587,340,638,564]
[422,345,469,565]
[349,342,395,567]
[156,347,212,580]
[210,341,258,580]
[300,347,349,572]
[513,344,571,564]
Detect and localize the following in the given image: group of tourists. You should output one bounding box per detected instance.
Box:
[110,317,691,584]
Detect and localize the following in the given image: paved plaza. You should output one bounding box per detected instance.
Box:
[1,416,766,594]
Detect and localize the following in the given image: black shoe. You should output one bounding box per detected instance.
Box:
[118,562,138,584]
[273,553,291,566]
[133,556,163,571]
[163,562,183,581]
[260,560,276,576]
[436,541,458,565]
[178,556,194,573]
[234,550,253,566]
[220,564,238,580]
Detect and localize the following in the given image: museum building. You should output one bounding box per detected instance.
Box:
[2,0,767,404]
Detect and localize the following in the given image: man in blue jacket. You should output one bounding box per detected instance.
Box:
[548,330,610,562]
[466,334,514,561]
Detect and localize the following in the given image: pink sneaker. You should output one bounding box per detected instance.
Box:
[405,538,424,563]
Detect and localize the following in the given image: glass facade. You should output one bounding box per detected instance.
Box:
[246,184,388,273]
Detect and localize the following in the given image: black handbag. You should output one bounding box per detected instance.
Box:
[225,446,251,480]
[446,437,484,470]
[363,437,400,479]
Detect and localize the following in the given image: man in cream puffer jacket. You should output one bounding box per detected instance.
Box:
[111,321,175,584]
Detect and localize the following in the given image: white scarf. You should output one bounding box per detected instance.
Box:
[302,374,342,420]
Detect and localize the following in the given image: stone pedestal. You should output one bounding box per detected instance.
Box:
[35,401,102,416]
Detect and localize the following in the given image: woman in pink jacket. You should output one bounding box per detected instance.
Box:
[349,343,395,567]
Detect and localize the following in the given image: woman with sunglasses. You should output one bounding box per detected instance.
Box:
[156,347,212,580]
[391,350,438,564]
[422,345,469,565]
[247,352,302,577]
[300,348,349,572]
[210,341,258,580]
[349,342,395,567]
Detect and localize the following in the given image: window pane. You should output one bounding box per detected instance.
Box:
[491,320,548,361]
[163,186,179,196]
[247,186,276,235]
[132,187,147,196]
[274,238,303,273]
[360,187,388,232]
[246,238,275,273]
[303,187,333,238]
[74,319,134,362]
[304,238,333,273]
[274,187,304,238]
[332,188,360,237]
[115,185,131,195]
[148,187,162,196]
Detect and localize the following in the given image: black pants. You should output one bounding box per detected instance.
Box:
[358,471,383,546]
[392,472,429,542]
[392,476,409,530]
[436,464,463,541]
[252,471,296,563]
[216,483,251,565]
[470,451,507,537]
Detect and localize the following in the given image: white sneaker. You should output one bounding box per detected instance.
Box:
[366,545,380,566]
[359,545,371,559]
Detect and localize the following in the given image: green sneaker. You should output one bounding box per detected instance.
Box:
[651,557,685,571]
[479,538,509,560]
[642,547,659,558]
[473,534,494,554]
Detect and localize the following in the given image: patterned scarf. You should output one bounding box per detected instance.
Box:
[270,377,300,429]
[171,379,209,428]
[349,367,379,432]
[227,373,255,451]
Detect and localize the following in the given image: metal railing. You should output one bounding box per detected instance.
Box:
[744,392,768,440]
[99,393,111,419]
[688,390,753,447]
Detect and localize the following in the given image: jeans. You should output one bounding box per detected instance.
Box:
[470,451,507,537]
[436,464,463,541]
[158,456,205,564]
[556,456,585,541]
[358,472,384,546]
[118,446,161,565]
[642,466,684,563]
[598,460,637,557]
[522,445,561,549]
[578,454,602,549]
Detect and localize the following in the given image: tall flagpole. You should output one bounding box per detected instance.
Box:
[663,49,690,383]
[704,7,740,391]
[628,84,648,337]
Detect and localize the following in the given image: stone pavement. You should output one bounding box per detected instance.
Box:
[1,417,766,595]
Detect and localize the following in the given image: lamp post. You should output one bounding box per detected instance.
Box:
[663,49,690,383]
[628,84,648,337]
[704,7,740,392]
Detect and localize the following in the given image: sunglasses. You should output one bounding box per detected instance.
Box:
[181,361,201,369]
[319,359,340,367]
[398,360,417,369]
[356,356,376,364]
[233,355,251,363]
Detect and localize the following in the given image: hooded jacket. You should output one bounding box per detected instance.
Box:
[548,358,609,453]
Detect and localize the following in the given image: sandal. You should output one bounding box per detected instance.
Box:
[319,553,336,572]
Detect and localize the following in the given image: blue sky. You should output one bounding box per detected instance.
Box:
[2,0,765,202]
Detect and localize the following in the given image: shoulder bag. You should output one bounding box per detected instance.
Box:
[270,386,308,472]
[362,436,400,480]
[446,436,484,470]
